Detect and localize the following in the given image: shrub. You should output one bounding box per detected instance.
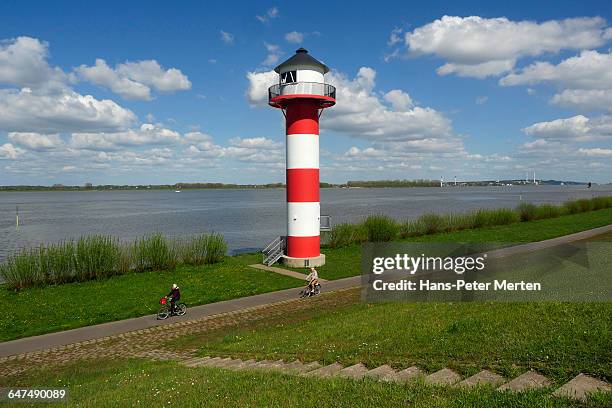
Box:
[75,236,121,280]
[517,203,538,222]
[328,223,360,248]
[41,241,76,283]
[590,196,612,210]
[0,250,41,290]
[132,234,175,272]
[399,219,426,238]
[418,213,445,235]
[576,199,593,213]
[203,232,227,264]
[363,215,399,242]
[563,200,582,214]
[534,204,562,220]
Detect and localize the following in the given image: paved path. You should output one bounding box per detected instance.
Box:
[249,264,328,282]
[0,275,359,358]
[1,223,610,358]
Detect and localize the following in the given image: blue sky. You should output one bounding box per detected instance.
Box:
[1,0,611,184]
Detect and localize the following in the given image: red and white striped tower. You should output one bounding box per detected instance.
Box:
[269,48,336,267]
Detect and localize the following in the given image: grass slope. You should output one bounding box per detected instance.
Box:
[0,254,300,342]
[1,208,610,342]
[316,208,612,280]
[2,359,609,408]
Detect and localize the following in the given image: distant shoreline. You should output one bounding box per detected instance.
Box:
[0,179,598,192]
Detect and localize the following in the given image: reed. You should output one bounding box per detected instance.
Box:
[323,196,612,248]
[0,232,227,290]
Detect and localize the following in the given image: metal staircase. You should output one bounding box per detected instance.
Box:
[262,236,286,266]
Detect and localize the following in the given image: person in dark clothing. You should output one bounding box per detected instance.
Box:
[167,283,180,314]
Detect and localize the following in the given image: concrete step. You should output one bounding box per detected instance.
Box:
[303,363,344,378]
[393,366,424,383]
[299,361,322,374]
[365,365,398,381]
[277,360,309,374]
[552,373,611,401]
[337,363,369,380]
[222,359,245,369]
[458,370,505,388]
[251,359,284,371]
[227,359,256,370]
[498,371,551,392]
[183,357,212,367]
[425,368,462,385]
[207,357,234,368]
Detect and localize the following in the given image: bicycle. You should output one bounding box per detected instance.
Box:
[157,297,187,320]
[300,283,321,298]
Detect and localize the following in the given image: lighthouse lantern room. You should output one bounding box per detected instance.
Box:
[264,48,336,267]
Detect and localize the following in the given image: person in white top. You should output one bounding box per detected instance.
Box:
[306,267,319,293]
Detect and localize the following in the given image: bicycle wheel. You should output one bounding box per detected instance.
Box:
[157,305,171,320]
[176,303,187,316]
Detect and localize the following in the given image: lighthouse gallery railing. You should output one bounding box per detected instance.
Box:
[268,82,336,100]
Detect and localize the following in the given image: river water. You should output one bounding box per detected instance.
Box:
[1,185,610,262]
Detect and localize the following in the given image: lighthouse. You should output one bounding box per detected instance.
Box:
[267,48,336,267]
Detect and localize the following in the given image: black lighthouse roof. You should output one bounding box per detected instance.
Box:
[274,48,329,74]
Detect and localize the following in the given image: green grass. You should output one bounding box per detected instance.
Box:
[326,197,612,248]
[0,233,228,290]
[1,208,610,342]
[2,358,608,408]
[315,208,612,280]
[0,253,301,342]
[189,301,612,385]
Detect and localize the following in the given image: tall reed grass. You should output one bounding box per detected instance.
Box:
[0,233,227,290]
[326,196,612,248]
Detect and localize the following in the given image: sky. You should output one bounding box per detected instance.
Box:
[1,0,611,185]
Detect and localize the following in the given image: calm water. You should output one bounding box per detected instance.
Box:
[1,185,610,262]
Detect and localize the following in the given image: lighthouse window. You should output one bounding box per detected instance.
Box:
[280,70,297,84]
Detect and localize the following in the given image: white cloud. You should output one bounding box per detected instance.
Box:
[219,30,234,45]
[76,59,191,100]
[285,31,304,44]
[500,50,612,88]
[262,43,282,66]
[0,36,67,90]
[388,27,403,46]
[578,147,612,157]
[0,88,137,133]
[383,89,413,111]
[405,16,611,77]
[185,133,283,165]
[61,165,76,172]
[256,7,279,23]
[323,67,452,141]
[8,132,63,151]
[551,89,612,113]
[245,70,278,106]
[500,51,612,113]
[70,124,181,150]
[475,96,488,105]
[0,143,25,159]
[246,66,453,143]
[523,115,612,141]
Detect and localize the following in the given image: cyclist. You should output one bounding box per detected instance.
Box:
[305,267,319,295]
[166,283,181,314]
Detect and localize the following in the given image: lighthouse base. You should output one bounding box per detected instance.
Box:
[282,254,326,268]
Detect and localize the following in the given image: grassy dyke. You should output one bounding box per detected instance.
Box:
[0,208,610,342]
[189,301,611,384]
[4,359,604,408]
[0,253,301,342]
[324,196,612,247]
[315,207,612,280]
[0,232,227,290]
